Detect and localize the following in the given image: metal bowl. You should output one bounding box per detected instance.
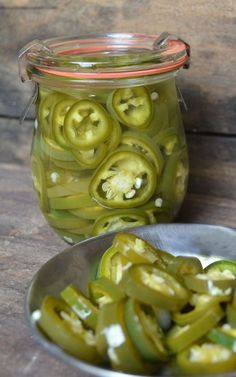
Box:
[26,223,236,377]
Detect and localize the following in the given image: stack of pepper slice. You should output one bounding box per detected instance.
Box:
[36,232,236,374]
[31,79,189,243]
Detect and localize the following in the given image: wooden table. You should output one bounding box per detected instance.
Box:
[1,1,236,376]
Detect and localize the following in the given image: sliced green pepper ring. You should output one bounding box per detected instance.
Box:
[110,252,132,284]
[159,149,189,207]
[121,264,190,311]
[95,299,149,373]
[184,271,236,293]
[96,246,118,279]
[227,304,236,328]
[121,131,164,174]
[96,246,131,284]
[67,223,93,235]
[71,143,108,169]
[31,155,49,212]
[92,209,149,236]
[64,99,111,150]
[40,135,75,161]
[89,147,157,209]
[38,92,66,138]
[207,325,236,352]
[167,256,203,283]
[227,291,236,328]
[176,343,236,375]
[146,98,169,135]
[154,127,181,156]
[52,98,77,149]
[49,193,95,210]
[60,284,98,330]
[173,294,223,326]
[140,199,173,224]
[89,276,125,307]
[112,232,165,266]
[50,159,85,171]
[45,210,92,230]
[46,178,90,198]
[205,260,236,275]
[70,205,108,220]
[124,298,168,362]
[166,303,224,353]
[105,116,122,152]
[107,86,153,129]
[38,296,100,363]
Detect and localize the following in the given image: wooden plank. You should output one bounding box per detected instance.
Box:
[0,0,56,7]
[0,117,33,165]
[0,0,235,134]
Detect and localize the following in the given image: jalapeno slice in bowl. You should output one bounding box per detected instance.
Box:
[107,86,153,129]
[89,147,157,209]
[38,296,100,363]
[120,264,190,311]
[176,343,236,374]
[64,99,111,149]
[124,298,168,362]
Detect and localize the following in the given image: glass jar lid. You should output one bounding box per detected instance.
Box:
[19,32,190,82]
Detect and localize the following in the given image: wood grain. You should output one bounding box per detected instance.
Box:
[0,0,235,133]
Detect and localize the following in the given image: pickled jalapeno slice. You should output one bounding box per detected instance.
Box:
[31,155,49,212]
[173,294,224,326]
[184,262,236,294]
[105,117,122,152]
[207,325,236,352]
[112,232,165,265]
[120,264,190,311]
[49,193,95,210]
[64,99,111,149]
[89,277,125,307]
[72,143,108,169]
[177,343,236,374]
[167,256,203,283]
[38,296,100,363]
[95,299,148,373]
[124,298,168,362]
[40,135,75,161]
[61,284,98,330]
[107,86,153,129]
[96,246,131,284]
[159,149,188,206]
[121,131,164,174]
[92,209,149,236]
[166,303,224,353]
[89,147,157,208]
[45,210,93,230]
[38,92,66,138]
[52,98,77,149]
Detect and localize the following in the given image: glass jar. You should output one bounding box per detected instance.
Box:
[19,33,190,244]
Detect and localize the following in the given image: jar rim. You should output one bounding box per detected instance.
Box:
[19,33,190,82]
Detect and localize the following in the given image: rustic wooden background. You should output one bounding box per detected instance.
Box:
[1,1,236,376]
